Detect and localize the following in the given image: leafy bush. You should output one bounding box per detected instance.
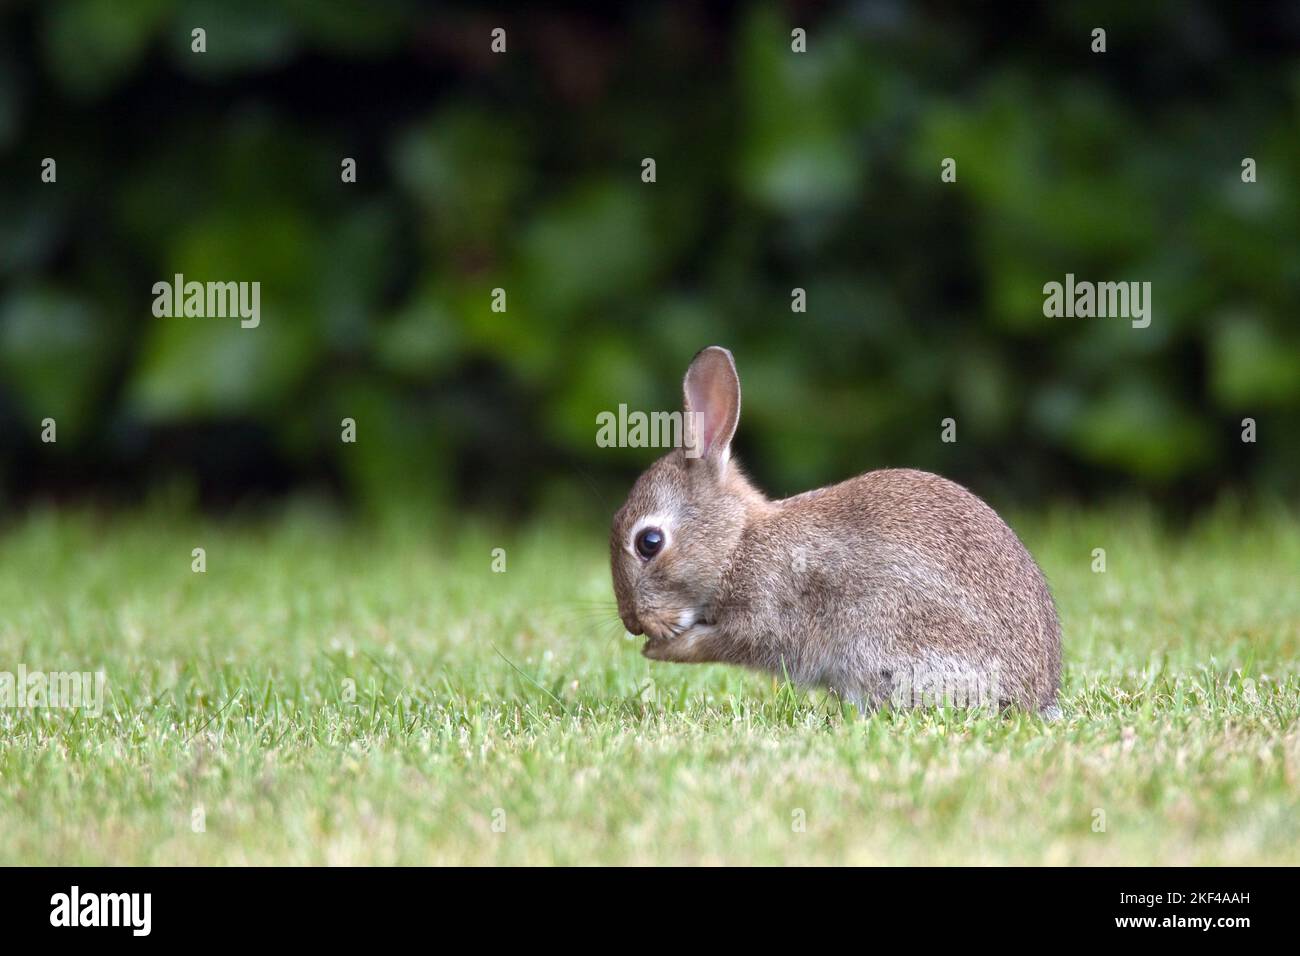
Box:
[1,1,1296,512]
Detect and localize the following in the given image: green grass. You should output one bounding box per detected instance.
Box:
[1,499,1297,865]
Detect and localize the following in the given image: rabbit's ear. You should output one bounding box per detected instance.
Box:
[683,346,740,466]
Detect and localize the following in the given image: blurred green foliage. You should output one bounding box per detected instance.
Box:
[1,1,1297,514]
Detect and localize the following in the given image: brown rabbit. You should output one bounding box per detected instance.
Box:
[610,346,1062,716]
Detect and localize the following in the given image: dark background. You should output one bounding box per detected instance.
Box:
[1,0,1297,519]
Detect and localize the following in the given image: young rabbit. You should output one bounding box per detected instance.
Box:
[610,346,1062,716]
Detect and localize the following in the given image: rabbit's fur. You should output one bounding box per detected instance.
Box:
[610,346,1062,715]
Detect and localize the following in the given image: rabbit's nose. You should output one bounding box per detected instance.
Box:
[621,611,643,636]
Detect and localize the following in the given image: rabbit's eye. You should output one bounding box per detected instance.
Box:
[635,527,665,560]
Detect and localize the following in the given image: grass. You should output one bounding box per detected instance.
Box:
[0,498,1297,865]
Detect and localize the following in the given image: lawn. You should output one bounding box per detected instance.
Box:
[1,499,1297,865]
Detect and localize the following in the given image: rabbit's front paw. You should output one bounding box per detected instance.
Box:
[642,623,720,663]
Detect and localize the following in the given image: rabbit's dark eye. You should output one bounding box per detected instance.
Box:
[635,527,665,560]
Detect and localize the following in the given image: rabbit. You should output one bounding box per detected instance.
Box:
[610,346,1062,716]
